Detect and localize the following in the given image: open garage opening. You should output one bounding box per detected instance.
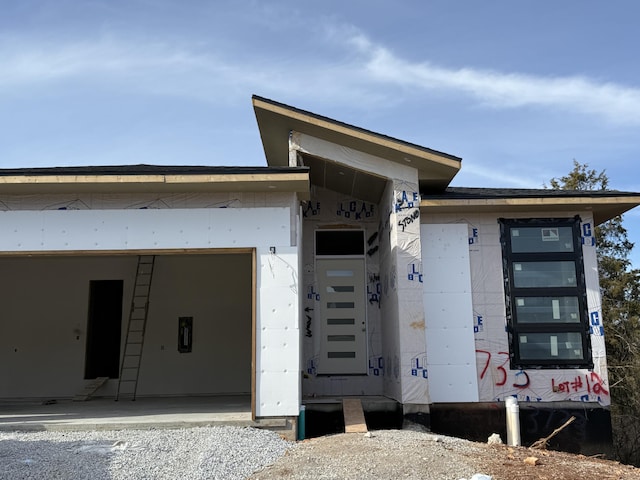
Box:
[0,252,253,405]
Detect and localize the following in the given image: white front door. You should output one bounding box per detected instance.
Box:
[316,258,367,374]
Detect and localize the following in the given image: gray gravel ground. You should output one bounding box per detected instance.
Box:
[0,426,492,480]
[0,426,291,480]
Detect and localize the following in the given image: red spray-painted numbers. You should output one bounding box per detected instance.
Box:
[476,350,530,389]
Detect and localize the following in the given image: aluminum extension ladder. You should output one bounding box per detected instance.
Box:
[116,255,155,401]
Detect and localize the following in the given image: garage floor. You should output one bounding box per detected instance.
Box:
[0,396,253,431]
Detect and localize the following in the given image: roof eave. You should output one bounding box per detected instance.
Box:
[252,95,461,190]
[0,172,311,199]
[420,196,640,225]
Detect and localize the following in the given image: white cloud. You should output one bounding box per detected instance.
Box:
[0,34,380,106]
[453,163,546,189]
[0,37,240,99]
[3,26,640,127]
[348,32,640,126]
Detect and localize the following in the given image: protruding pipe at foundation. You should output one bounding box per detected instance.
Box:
[505,397,521,446]
[297,405,306,440]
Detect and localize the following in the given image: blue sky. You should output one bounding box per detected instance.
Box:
[2,1,640,264]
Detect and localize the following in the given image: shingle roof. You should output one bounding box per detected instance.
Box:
[252,95,462,163]
[420,187,640,225]
[0,164,307,176]
[422,186,640,199]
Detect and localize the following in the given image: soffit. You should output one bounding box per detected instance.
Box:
[302,153,387,203]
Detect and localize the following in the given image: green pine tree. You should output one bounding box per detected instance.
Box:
[549,160,640,464]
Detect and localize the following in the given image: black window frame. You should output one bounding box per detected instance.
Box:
[499,216,593,369]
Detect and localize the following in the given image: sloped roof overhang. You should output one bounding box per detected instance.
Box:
[420,187,640,225]
[0,165,310,199]
[252,95,462,191]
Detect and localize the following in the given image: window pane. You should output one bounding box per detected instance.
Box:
[515,296,581,324]
[518,332,584,360]
[511,226,575,253]
[513,261,577,288]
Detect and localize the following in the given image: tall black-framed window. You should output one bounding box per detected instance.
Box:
[499,217,593,369]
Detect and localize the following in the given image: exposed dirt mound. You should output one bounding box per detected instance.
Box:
[250,430,640,480]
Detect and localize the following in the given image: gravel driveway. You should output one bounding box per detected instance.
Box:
[0,426,289,480]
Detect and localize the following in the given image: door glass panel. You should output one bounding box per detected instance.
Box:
[513,261,577,288]
[518,332,584,360]
[511,226,575,253]
[327,302,355,308]
[327,270,354,277]
[328,352,356,358]
[327,318,355,325]
[328,335,356,342]
[327,285,355,292]
[515,296,581,323]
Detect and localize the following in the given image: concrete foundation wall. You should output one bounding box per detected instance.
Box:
[429,402,612,456]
